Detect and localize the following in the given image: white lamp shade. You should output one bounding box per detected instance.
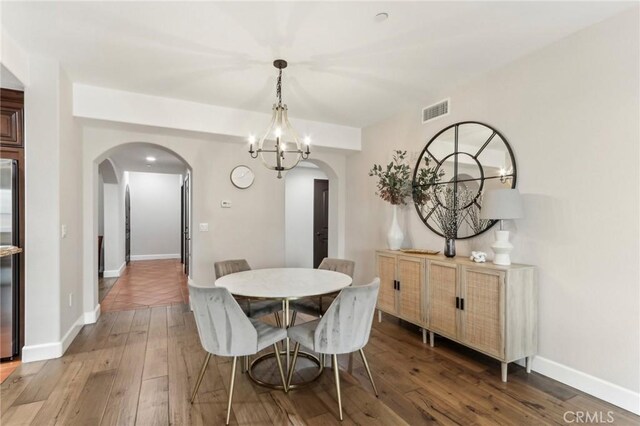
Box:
[480,188,524,220]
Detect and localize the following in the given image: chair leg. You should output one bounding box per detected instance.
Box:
[226,357,238,425]
[359,349,379,397]
[243,355,249,373]
[290,310,297,327]
[332,354,343,421]
[190,353,211,404]
[273,343,288,392]
[274,312,281,328]
[286,342,301,390]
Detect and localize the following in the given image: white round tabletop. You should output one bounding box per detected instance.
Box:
[215,268,352,299]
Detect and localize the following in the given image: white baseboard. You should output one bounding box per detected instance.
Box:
[83,304,101,324]
[22,313,84,363]
[130,253,180,261]
[531,356,640,415]
[187,276,195,311]
[103,262,126,278]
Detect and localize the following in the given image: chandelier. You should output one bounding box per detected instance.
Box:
[249,59,310,178]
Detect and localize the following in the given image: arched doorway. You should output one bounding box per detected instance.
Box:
[85,142,193,317]
[284,159,340,268]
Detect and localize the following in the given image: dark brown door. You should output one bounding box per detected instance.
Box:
[183,175,190,275]
[125,185,130,264]
[313,179,329,268]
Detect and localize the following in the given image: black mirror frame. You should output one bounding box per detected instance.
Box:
[412,121,518,240]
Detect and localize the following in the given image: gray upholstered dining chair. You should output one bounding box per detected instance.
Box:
[286,278,380,421]
[290,258,355,320]
[214,259,283,321]
[189,284,288,425]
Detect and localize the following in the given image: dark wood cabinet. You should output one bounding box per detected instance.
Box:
[0,89,24,148]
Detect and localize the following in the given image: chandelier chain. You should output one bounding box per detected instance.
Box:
[276,68,283,107]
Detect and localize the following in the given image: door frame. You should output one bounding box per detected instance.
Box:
[182,173,190,276]
[125,184,130,265]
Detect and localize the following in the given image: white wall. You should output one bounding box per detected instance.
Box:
[22,54,85,362]
[103,183,124,274]
[97,173,104,235]
[345,8,639,413]
[128,172,181,259]
[23,55,62,355]
[73,84,362,152]
[285,166,329,268]
[81,123,348,315]
[58,68,84,340]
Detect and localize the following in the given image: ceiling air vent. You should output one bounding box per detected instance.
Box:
[422,99,449,123]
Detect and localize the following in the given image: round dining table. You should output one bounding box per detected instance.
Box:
[215,267,352,389]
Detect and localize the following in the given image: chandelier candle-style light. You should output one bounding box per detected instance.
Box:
[249,59,311,178]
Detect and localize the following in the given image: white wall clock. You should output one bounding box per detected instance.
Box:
[230,165,255,189]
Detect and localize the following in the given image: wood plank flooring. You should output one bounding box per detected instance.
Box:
[2,305,638,425]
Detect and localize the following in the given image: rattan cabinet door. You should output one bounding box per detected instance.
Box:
[397,256,423,325]
[427,261,458,338]
[460,268,505,359]
[377,253,397,314]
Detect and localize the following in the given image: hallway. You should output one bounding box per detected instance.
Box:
[100,260,188,312]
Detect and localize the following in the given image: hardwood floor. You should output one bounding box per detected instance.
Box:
[1,305,637,425]
[101,260,188,312]
[0,359,21,384]
[98,276,118,303]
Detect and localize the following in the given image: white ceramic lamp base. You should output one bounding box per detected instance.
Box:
[490,230,513,266]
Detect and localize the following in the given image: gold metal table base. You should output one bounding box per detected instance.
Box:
[248,349,324,390]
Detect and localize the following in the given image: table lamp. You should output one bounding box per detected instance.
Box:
[480,188,524,265]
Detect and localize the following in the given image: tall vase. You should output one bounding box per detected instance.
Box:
[444,237,456,258]
[387,205,404,250]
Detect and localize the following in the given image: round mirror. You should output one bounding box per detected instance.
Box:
[412,121,517,239]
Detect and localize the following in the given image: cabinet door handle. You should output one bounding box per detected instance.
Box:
[397,281,401,291]
[460,298,465,310]
[455,297,460,309]
[393,280,397,290]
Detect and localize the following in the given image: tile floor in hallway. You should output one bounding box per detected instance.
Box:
[100,260,189,312]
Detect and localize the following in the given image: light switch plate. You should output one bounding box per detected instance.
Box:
[221,200,232,208]
[61,224,67,238]
[199,223,209,232]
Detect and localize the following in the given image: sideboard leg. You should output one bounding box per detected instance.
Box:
[501,362,508,382]
[525,356,532,373]
[378,310,382,323]
[429,331,435,348]
[421,328,427,345]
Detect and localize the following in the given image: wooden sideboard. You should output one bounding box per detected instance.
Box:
[375,249,537,381]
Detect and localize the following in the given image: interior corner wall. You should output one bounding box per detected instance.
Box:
[284,167,329,268]
[128,171,181,259]
[22,55,62,356]
[97,173,104,235]
[103,182,123,273]
[58,68,84,339]
[345,7,639,411]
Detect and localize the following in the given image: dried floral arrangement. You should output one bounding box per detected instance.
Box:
[369,151,442,206]
[368,150,412,205]
[412,157,444,205]
[429,187,476,238]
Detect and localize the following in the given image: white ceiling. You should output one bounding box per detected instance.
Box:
[107,143,188,175]
[2,2,633,127]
